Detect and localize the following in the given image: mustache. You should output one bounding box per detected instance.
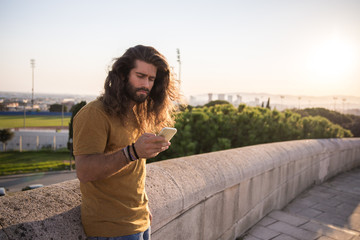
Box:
[136,88,150,93]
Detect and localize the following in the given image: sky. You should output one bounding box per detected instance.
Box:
[1,0,360,98]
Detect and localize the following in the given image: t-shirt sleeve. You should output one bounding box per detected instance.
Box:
[73,105,109,156]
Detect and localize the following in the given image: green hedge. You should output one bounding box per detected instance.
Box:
[150,104,352,162]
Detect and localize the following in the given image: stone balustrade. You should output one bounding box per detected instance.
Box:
[1,138,359,240]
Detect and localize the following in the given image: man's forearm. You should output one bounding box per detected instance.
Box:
[75,149,129,183]
[75,133,171,183]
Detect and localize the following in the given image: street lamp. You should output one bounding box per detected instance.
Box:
[30,59,35,111]
[177,48,181,82]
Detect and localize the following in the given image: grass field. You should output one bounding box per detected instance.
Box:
[0,115,71,128]
[0,150,75,176]
[0,115,73,175]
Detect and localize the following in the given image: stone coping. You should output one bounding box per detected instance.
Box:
[1,138,359,239]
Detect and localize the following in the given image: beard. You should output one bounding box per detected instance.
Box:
[125,82,150,104]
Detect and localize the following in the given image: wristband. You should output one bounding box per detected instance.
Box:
[127,145,137,161]
[132,143,140,159]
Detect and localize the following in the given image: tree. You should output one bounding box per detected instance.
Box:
[0,129,14,151]
[266,98,271,109]
[204,100,231,107]
[0,103,6,111]
[292,107,360,137]
[152,103,352,162]
[68,101,87,149]
[67,101,86,170]
[49,104,67,112]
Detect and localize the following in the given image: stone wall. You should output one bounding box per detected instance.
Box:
[1,138,359,240]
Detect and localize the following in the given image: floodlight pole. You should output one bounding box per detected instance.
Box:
[23,102,26,128]
[61,101,64,128]
[177,49,181,82]
[30,59,35,111]
[23,100,28,128]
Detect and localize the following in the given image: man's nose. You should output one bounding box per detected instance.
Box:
[141,79,151,89]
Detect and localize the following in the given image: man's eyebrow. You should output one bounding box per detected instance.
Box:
[135,72,156,78]
[135,72,146,75]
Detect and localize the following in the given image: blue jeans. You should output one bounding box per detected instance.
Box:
[87,227,151,240]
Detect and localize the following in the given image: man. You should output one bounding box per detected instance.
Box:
[73,45,180,239]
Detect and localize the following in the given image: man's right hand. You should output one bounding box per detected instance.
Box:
[134,133,171,159]
[76,133,170,183]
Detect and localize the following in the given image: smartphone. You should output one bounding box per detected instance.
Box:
[158,127,177,142]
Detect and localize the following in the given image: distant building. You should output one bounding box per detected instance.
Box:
[227,95,233,104]
[38,104,49,112]
[189,96,196,106]
[5,102,19,111]
[32,105,40,111]
[234,95,242,106]
[208,93,213,102]
[62,99,75,112]
[247,98,261,107]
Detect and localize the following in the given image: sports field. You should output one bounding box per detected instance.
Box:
[0,150,74,175]
[0,115,71,128]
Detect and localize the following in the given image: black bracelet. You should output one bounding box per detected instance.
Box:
[127,145,134,161]
[132,143,140,159]
[127,145,136,161]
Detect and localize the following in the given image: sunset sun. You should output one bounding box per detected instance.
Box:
[308,36,357,79]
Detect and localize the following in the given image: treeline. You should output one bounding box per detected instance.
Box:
[291,108,360,137]
[151,103,353,162]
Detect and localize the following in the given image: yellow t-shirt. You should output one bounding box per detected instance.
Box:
[73,100,150,237]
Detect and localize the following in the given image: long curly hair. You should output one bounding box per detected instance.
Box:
[99,45,181,133]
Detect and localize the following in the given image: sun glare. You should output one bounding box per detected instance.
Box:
[308,36,357,79]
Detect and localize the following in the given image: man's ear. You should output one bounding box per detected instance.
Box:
[121,73,128,83]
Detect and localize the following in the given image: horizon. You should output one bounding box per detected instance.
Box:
[1,1,360,98]
[2,90,360,113]
[2,90,360,99]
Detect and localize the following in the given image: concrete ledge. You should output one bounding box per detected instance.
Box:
[1,138,359,240]
[0,179,84,239]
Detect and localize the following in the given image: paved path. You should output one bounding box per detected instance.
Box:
[241,168,360,240]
